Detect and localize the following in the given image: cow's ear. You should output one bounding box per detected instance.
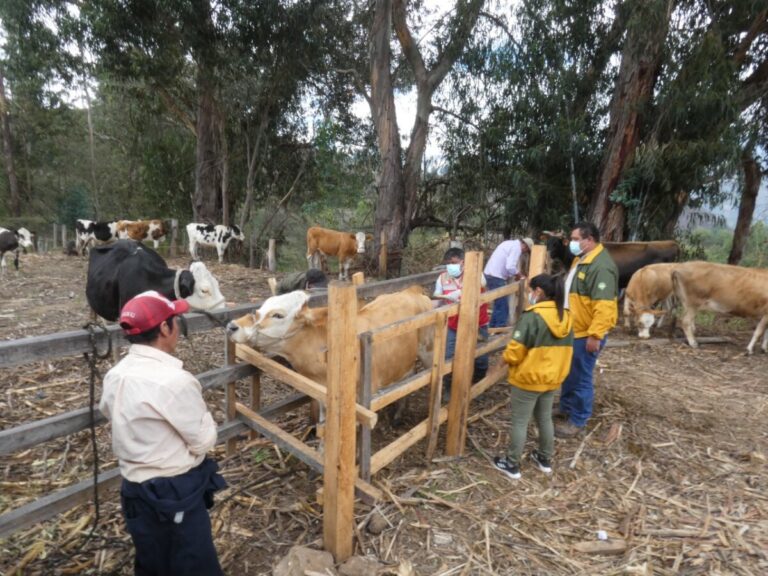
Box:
[178,270,195,298]
[366,233,373,241]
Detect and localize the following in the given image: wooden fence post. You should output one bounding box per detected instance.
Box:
[225,337,238,456]
[426,310,448,460]
[267,239,276,272]
[445,251,482,456]
[52,224,58,249]
[250,371,261,441]
[170,219,178,257]
[378,231,387,279]
[323,282,358,561]
[61,225,67,248]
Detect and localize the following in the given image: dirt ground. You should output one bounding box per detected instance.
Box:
[1,252,767,575]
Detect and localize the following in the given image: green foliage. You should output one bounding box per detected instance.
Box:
[677,223,768,267]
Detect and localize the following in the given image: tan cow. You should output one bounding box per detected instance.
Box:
[116,219,169,249]
[306,226,372,280]
[226,285,433,396]
[624,263,678,338]
[672,261,768,355]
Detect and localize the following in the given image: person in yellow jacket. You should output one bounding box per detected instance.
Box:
[494,274,573,479]
[555,221,618,438]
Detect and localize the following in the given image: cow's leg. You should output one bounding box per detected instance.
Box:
[0,253,6,276]
[153,240,160,250]
[680,307,698,348]
[623,297,633,329]
[217,243,225,264]
[13,249,19,272]
[306,251,315,269]
[746,314,768,355]
[189,239,197,260]
[761,317,768,353]
[340,257,351,281]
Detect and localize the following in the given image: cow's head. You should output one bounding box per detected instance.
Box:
[17,227,34,250]
[226,290,312,350]
[355,231,370,254]
[182,261,226,312]
[231,225,245,242]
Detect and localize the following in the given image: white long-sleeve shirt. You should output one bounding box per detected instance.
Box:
[99,344,217,483]
[483,240,523,280]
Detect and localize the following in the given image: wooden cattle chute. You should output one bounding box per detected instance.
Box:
[229,249,545,560]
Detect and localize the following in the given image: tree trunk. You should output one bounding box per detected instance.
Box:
[370,0,407,277]
[662,188,688,237]
[82,76,101,219]
[220,115,229,226]
[193,73,222,223]
[728,153,761,265]
[0,67,21,218]
[589,0,672,240]
[239,109,270,232]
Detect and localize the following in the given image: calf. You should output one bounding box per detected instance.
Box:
[306,226,372,280]
[672,261,768,355]
[623,263,678,338]
[186,223,245,263]
[86,239,226,321]
[116,219,169,249]
[0,227,34,274]
[75,219,119,255]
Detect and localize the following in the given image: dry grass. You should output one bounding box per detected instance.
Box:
[1,253,767,575]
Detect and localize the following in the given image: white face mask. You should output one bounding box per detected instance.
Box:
[446,263,462,278]
[569,240,582,256]
[528,292,537,305]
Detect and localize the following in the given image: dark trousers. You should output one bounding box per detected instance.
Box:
[445,325,489,384]
[486,275,509,328]
[121,459,225,576]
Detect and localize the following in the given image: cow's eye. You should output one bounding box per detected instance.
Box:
[271,312,284,319]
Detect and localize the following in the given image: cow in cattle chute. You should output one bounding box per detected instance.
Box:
[672,261,768,355]
[306,226,372,280]
[186,223,245,263]
[623,263,677,338]
[226,285,434,419]
[86,239,226,321]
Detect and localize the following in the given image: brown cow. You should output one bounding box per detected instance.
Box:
[306,226,372,280]
[623,263,678,338]
[226,285,433,396]
[116,219,169,249]
[672,261,768,355]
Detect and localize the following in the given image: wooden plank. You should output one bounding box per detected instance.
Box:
[358,332,373,481]
[0,304,258,369]
[267,239,276,272]
[528,244,547,278]
[259,392,310,418]
[371,362,507,474]
[352,271,365,286]
[323,283,358,561]
[446,251,482,456]
[250,371,261,440]
[426,311,448,460]
[0,420,249,539]
[0,363,256,455]
[477,282,519,304]
[235,343,377,429]
[225,338,238,456]
[378,230,387,279]
[370,370,431,412]
[368,307,447,345]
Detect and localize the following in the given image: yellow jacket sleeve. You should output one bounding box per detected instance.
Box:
[503,339,528,367]
[587,299,618,340]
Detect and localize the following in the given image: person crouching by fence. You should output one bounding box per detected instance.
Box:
[99,290,226,575]
[494,274,573,480]
[433,247,490,401]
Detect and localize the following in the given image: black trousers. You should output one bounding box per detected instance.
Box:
[121,460,225,576]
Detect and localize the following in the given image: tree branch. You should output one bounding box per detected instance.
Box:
[425,0,484,92]
[392,0,429,86]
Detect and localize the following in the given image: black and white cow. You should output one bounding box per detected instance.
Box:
[86,239,227,321]
[186,223,245,263]
[75,219,119,255]
[0,227,34,274]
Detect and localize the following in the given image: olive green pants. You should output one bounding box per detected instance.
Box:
[506,386,555,465]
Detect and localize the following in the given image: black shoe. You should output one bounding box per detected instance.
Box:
[493,456,521,479]
[529,450,552,474]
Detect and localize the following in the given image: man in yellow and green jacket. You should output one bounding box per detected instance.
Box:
[555,222,618,438]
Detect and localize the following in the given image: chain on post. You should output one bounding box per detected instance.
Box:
[82,321,112,535]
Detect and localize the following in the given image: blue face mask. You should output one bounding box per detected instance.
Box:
[446,263,462,278]
[569,240,582,256]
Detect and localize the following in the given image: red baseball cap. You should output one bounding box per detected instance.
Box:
[119,290,190,335]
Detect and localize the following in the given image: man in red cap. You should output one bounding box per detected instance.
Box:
[100,290,226,575]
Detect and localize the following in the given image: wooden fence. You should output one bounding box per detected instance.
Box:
[0,247,544,560]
